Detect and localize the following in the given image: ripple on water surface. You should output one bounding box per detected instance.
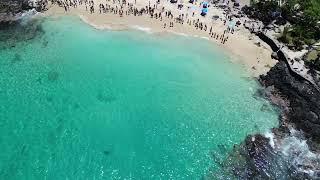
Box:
[0,17,279,179]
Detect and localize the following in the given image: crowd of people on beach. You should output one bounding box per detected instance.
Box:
[50,0,236,45]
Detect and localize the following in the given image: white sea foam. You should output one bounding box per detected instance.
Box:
[167,31,189,37]
[264,128,320,177]
[264,131,276,148]
[280,133,320,177]
[131,25,152,33]
[20,9,38,18]
[200,36,209,40]
[17,9,40,25]
[79,15,112,30]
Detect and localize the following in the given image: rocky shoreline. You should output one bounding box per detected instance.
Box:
[220,20,320,179]
[0,0,47,26]
[228,60,320,178]
[261,62,320,142]
[254,30,320,143]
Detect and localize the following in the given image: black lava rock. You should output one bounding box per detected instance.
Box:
[260,61,320,141]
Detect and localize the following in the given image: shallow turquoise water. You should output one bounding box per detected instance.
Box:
[0,17,278,179]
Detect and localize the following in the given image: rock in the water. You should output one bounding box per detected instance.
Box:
[11,53,22,64]
[47,71,59,82]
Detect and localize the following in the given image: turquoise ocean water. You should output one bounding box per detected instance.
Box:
[0,16,278,179]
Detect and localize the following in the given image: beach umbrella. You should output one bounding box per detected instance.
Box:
[202,8,208,13]
[201,8,208,16]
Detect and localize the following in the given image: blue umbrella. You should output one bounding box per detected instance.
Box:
[202,8,208,14]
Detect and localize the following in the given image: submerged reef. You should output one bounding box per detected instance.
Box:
[0,0,47,49]
[0,17,44,50]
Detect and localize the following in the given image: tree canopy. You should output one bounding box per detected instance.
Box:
[246,0,320,48]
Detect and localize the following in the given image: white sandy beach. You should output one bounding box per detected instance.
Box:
[44,0,277,77]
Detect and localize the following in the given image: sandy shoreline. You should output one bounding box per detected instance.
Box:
[44,0,276,77]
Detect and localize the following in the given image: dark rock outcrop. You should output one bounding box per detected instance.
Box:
[221,28,320,179]
[250,31,320,141]
[218,132,316,179]
[260,58,320,142]
[216,21,320,179]
[0,0,32,14]
[0,0,48,25]
[231,134,281,179]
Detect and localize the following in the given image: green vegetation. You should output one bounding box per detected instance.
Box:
[282,0,320,46]
[284,0,320,69]
[246,0,320,49]
[305,49,320,71]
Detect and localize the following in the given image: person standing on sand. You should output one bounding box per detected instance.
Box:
[90,5,94,13]
[64,4,68,12]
